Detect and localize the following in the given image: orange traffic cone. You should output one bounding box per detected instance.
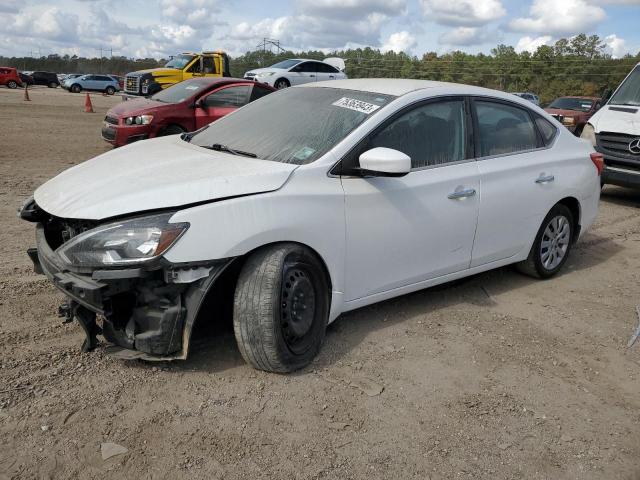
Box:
[84,93,94,113]
[23,84,30,101]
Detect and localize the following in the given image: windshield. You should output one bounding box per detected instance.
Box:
[548,97,594,112]
[270,59,302,70]
[164,54,195,70]
[610,65,640,106]
[152,78,213,103]
[190,87,394,165]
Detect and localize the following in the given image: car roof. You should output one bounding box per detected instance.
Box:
[301,78,516,98]
[555,95,600,100]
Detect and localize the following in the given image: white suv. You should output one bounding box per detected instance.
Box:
[21,79,601,372]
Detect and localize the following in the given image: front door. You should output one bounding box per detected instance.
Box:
[288,62,317,86]
[341,98,480,302]
[194,84,251,129]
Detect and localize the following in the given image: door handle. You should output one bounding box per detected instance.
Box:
[309,74,315,77]
[535,174,555,184]
[448,188,476,200]
[329,75,335,79]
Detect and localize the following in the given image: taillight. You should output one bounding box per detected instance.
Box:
[590,152,604,176]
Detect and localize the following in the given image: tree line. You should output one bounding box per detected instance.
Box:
[1,34,638,104]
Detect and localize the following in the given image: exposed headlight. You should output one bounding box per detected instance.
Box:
[580,123,597,147]
[125,115,153,125]
[56,213,188,268]
[562,117,575,126]
[257,71,276,77]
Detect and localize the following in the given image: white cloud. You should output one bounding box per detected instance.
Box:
[604,34,628,58]
[161,0,221,28]
[227,0,408,51]
[515,35,552,53]
[382,31,416,52]
[439,27,495,46]
[510,0,606,35]
[10,7,79,42]
[421,0,506,26]
[296,0,407,19]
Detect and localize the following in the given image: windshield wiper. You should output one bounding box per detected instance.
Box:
[204,143,257,158]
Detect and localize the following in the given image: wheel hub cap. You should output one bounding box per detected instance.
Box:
[540,215,570,270]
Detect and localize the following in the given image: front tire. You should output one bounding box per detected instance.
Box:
[274,78,290,89]
[516,204,574,279]
[7,80,18,89]
[233,243,329,373]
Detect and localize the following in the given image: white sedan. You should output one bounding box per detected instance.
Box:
[244,58,347,89]
[22,79,601,372]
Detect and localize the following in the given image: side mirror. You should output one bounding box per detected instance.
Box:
[358,147,411,177]
[194,99,204,109]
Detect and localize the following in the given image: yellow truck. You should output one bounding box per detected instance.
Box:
[123,51,230,96]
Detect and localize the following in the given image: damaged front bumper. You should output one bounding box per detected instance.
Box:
[29,223,231,360]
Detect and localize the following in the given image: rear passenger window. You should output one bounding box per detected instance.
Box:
[534,115,558,146]
[368,99,467,168]
[475,101,538,157]
[249,85,272,102]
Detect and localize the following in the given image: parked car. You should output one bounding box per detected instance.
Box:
[20,79,601,372]
[544,96,601,136]
[19,72,34,86]
[512,92,540,106]
[0,67,22,89]
[109,75,124,90]
[31,71,60,88]
[102,77,274,147]
[63,74,120,95]
[244,58,347,89]
[581,62,640,189]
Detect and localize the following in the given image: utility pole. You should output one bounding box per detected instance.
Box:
[255,38,284,66]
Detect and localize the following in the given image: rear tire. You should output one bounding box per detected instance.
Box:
[48,82,57,88]
[516,204,574,279]
[233,243,329,373]
[71,84,81,93]
[7,80,18,89]
[105,86,115,95]
[274,78,290,89]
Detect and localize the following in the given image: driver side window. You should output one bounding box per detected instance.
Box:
[203,85,251,108]
[368,100,467,169]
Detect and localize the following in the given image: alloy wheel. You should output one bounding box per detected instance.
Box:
[540,215,570,270]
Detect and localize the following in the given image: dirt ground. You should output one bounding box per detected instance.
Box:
[0,86,639,480]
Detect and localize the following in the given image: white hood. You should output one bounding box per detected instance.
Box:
[34,135,298,220]
[590,104,640,135]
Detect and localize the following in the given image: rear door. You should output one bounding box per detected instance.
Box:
[316,62,340,82]
[194,84,251,129]
[288,62,317,85]
[470,98,560,267]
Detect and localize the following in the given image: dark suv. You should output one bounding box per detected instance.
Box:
[31,71,60,88]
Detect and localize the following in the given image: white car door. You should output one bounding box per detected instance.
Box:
[288,62,317,86]
[470,98,560,267]
[316,62,340,82]
[340,98,480,302]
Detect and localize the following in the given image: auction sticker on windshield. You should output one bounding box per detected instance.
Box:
[332,97,381,114]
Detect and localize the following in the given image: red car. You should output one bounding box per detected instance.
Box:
[544,96,602,136]
[0,67,22,89]
[102,78,275,147]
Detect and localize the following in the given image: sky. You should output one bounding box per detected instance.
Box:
[0,0,639,59]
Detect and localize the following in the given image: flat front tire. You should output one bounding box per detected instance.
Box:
[516,204,574,279]
[233,243,329,373]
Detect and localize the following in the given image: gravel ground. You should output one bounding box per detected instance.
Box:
[0,86,639,480]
